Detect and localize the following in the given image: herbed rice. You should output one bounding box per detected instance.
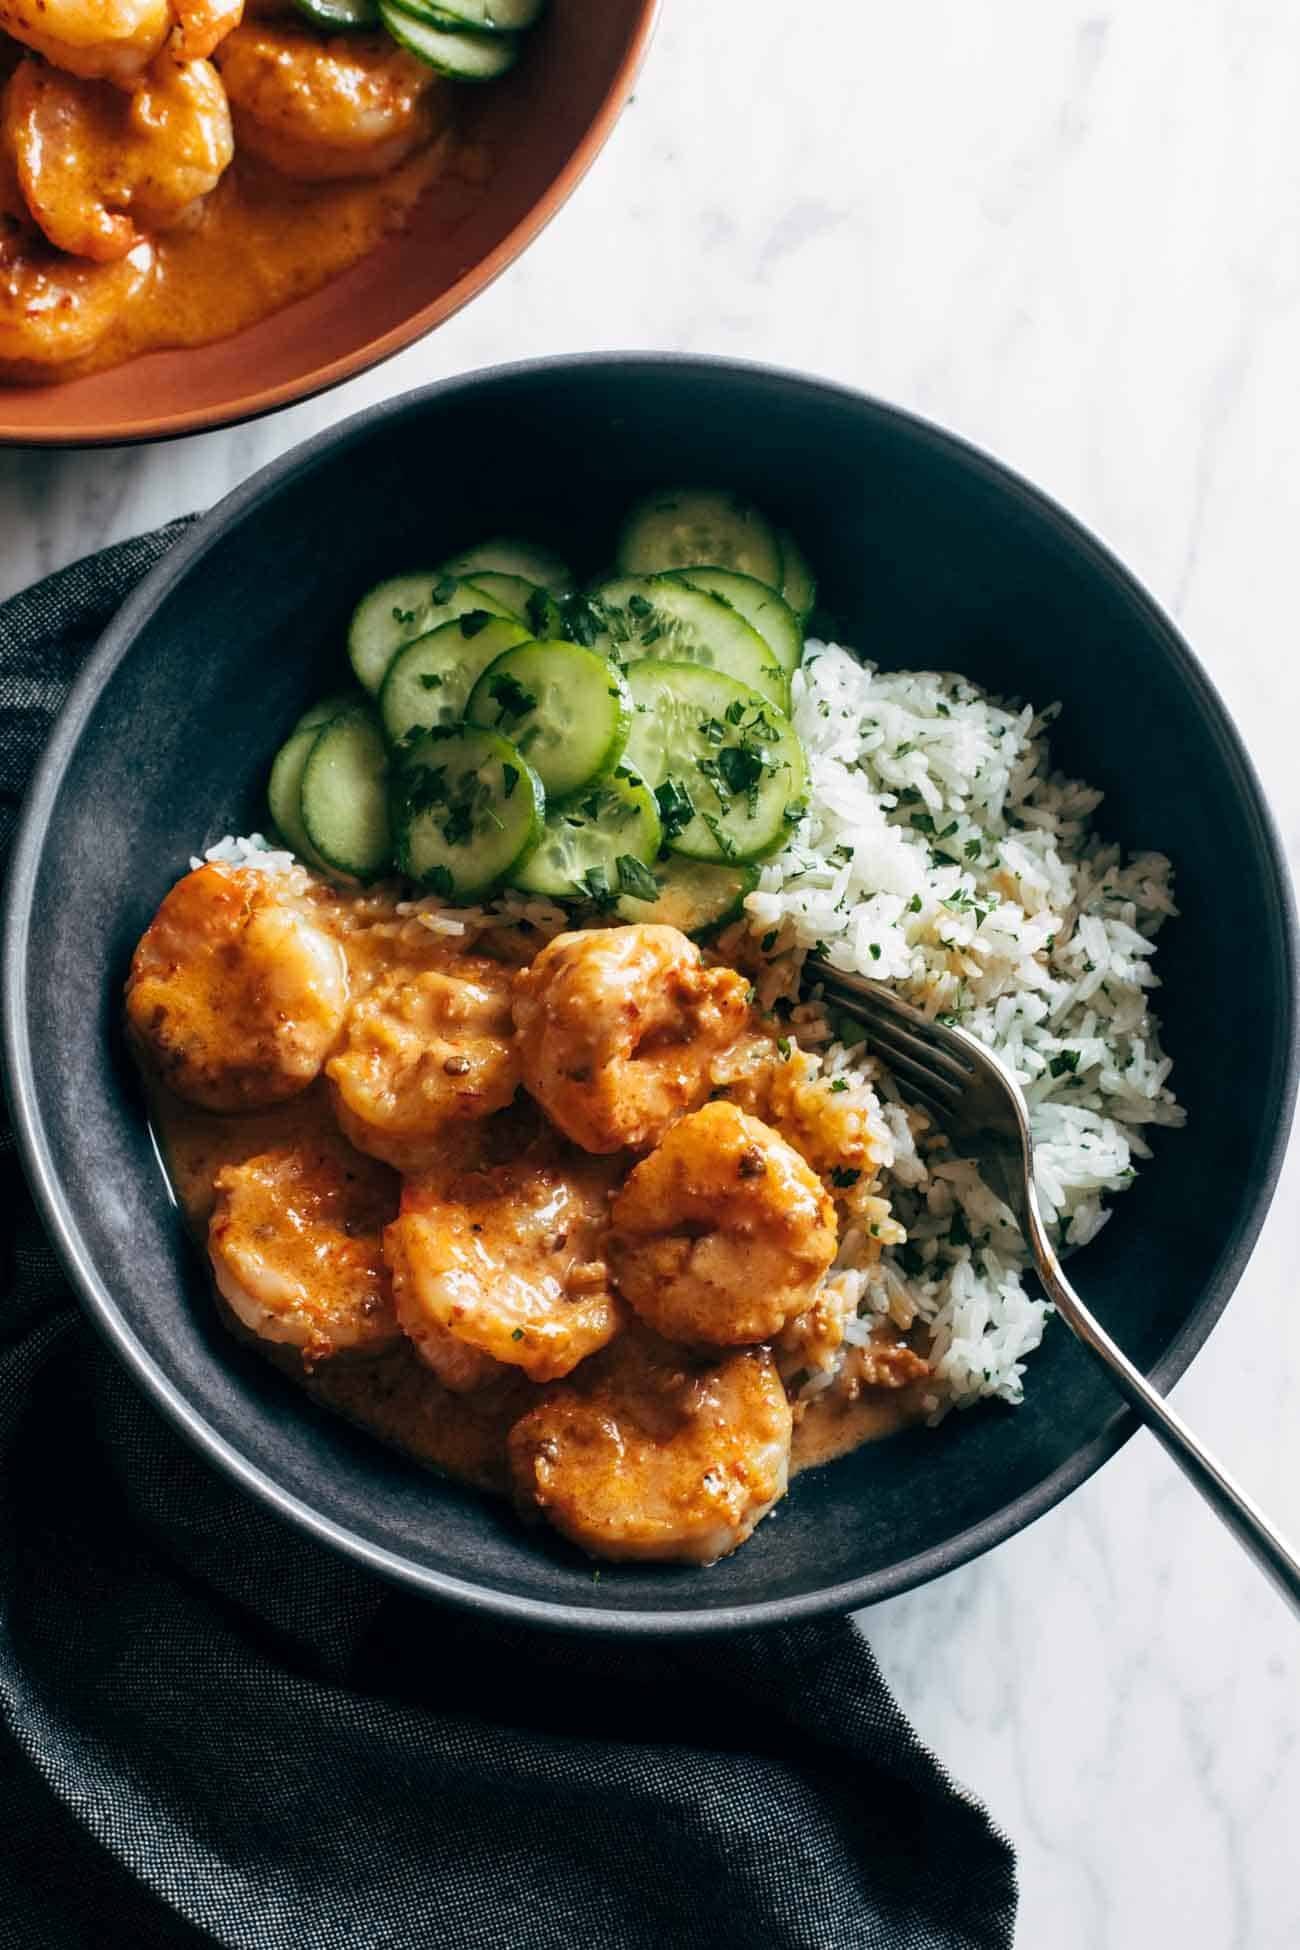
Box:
[203,641,1181,1421]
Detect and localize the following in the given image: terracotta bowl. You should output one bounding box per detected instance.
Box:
[0,2,658,446]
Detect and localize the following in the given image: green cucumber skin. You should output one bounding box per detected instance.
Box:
[300,709,393,881]
[466,640,631,801]
[590,575,790,710]
[293,0,378,27]
[669,567,803,676]
[407,0,543,28]
[614,859,759,935]
[511,766,662,899]
[439,538,573,593]
[348,573,515,695]
[268,726,332,871]
[379,616,529,750]
[377,5,520,78]
[623,660,807,867]
[393,727,544,899]
[776,528,817,623]
[616,489,784,589]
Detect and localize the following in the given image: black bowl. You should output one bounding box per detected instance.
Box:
[5,356,1296,1633]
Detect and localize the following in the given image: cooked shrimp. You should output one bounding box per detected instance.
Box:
[0,0,238,83]
[508,1332,792,1565]
[5,55,233,263]
[609,1101,838,1346]
[511,925,752,1155]
[385,1117,624,1391]
[125,863,349,1111]
[0,151,153,373]
[326,955,519,1173]
[214,24,442,181]
[208,1136,400,1362]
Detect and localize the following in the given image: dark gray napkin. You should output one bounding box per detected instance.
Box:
[0,526,1017,1950]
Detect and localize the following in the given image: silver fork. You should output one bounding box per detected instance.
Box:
[812,961,1300,1615]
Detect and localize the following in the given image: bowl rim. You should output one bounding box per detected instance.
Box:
[0,3,661,450]
[5,352,1297,1634]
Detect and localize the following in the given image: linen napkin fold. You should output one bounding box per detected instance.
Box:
[0,526,1017,1950]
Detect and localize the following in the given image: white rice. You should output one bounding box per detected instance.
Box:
[199,644,1182,1417]
[746,643,1183,1412]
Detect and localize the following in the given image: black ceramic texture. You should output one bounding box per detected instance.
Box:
[5,357,1297,1635]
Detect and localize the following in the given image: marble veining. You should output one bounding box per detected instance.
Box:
[2,2,1298,1942]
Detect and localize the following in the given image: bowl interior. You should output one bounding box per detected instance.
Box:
[8,359,1295,1629]
[0,2,655,444]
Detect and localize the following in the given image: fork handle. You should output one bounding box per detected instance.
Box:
[1029,1212,1300,1615]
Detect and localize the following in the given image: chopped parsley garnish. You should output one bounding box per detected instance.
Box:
[829,1166,861,1189]
[626,592,653,619]
[894,741,915,758]
[615,854,659,901]
[964,838,981,860]
[487,671,537,720]
[761,929,778,952]
[431,575,456,605]
[502,763,519,800]
[418,672,443,691]
[556,592,605,648]
[868,943,881,960]
[1048,1048,1081,1078]
[511,1327,524,1342]
[830,1078,849,1094]
[459,609,492,639]
[574,863,614,906]
[525,589,553,638]
[909,812,935,835]
[391,605,417,626]
[907,893,923,913]
[776,1036,792,1060]
[655,776,695,841]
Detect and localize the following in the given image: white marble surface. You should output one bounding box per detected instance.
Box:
[3,2,1298,1942]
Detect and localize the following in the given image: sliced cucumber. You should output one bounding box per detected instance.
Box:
[293,0,377,25]
[614,856,759,935]
[466,640,630,800]
[670,568,803,677]
[439,538,572,592]
[348,572,514,695]
[777,528,817,623]
[300,707,393,880]
[461,572,530,619]
[588,575,789,708]
[512,765,661,900]
[622,661,807,866]
[268,725,331,870]
[379,2,520,73]
[392,726,543,899]
[380,614,528,750]
[407,0,542,26]
[617,489,783,589]
[295,691,358,735]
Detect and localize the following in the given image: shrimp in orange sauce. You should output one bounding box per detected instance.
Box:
[125,862,349,1111]
[208,1134,400,1363]
[326,953,519,1173]
[0,148,154,373]
[609,1100,838,1347]
[508,1331,792,1565]
[5,53,233,262]
[511,924,752,1155]
[214,23,442,181]
[385,1115,624,1392]
[0,0,240,83]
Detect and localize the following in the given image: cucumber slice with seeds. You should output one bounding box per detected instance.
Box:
[512,765,661,900]
[615,856,759,935]
[393,725,543,899]
[380,614,529,749]
[777,528,817,623]
[460,572,531,619]
[294,691,358,735]
[623,661,806,865]
[410,0,542,26]
[348,572,514,695]
[378,3,520,75]
[466,640,630,800]
[440,538,572,592]
[300,707,393,880]
[617,489,783,588]
[669,567,802,677]
[589,575,789,708]
[268,725,333,871]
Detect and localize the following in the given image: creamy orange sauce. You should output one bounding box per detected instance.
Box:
[82,140,452,377]
[0,29,486,387]
[137,872,926,1528]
